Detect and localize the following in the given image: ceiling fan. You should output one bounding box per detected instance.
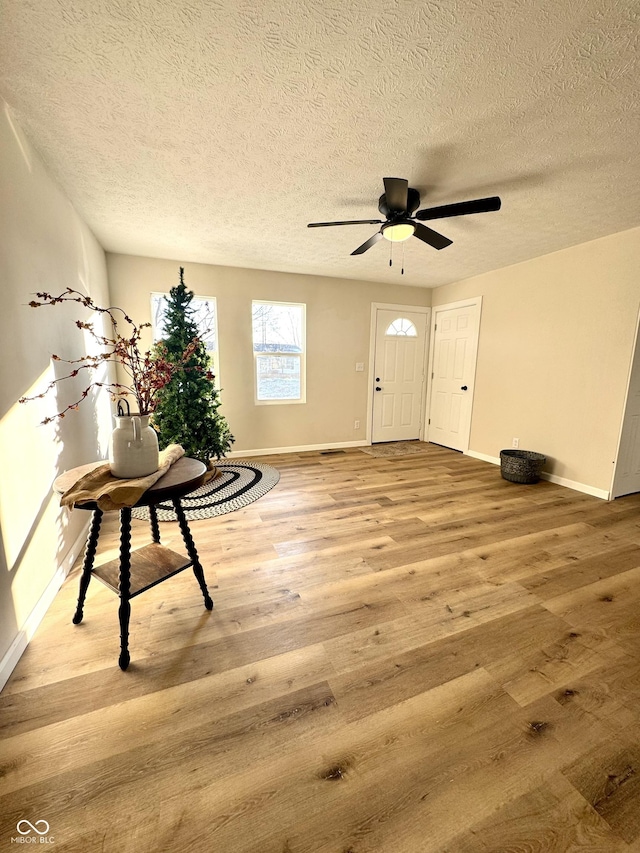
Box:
[307,177,501,256]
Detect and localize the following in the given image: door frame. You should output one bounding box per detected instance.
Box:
[366,303,431,445]
[610,304,640,499]
[425,296,482,453]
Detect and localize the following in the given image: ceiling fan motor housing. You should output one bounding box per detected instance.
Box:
[378,187,420,218]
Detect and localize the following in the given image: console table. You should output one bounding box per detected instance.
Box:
[54,457,213,670]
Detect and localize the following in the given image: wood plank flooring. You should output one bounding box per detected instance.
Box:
[2,444,640,851]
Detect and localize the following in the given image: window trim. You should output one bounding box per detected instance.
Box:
[252,300,306,405]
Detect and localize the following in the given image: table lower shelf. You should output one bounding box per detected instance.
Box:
[92,543,193,598]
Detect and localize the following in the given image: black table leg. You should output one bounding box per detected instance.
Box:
[172,498,214,610]
[149,503,161,543]
[118,507,132,670]
[73,508,103,624]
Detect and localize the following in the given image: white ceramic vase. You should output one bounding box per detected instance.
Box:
[109,414,159,479]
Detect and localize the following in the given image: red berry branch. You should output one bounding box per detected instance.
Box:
[20,288,203,424]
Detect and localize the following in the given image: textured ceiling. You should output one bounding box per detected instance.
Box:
[1,0,638,288]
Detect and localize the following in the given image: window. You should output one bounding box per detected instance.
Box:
[386,317,418,337]
[252,301,305,403]
[151,293,220,381]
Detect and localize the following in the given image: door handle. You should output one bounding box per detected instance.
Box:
[375,386,382,391]
[460,385,468,391]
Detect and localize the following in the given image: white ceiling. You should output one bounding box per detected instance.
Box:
[1,0,638,289]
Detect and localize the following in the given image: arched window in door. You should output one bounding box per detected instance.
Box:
[386,317,418,336]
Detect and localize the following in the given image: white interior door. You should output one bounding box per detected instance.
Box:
[372,309,428,443]
[612,316,640,498]
[428,300,481,452]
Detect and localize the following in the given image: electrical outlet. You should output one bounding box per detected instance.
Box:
[354,420,360,430]
[512,437,519,448]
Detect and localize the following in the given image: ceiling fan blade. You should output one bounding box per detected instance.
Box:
[351,231,383,255]
[383,178,408,212]
[413,222,453,250]
[415,196,502,221]
[308,219,383,227]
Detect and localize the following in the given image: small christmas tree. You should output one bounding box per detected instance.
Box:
[152,268,234,464]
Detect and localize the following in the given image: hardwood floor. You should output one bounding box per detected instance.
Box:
[2,444,640,852]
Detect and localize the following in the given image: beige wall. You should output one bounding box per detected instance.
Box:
[0,101,111,676]
[433,227,640,494]
[107,254,431,452]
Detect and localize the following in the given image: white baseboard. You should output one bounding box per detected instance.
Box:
[540,472,610,500]
[464,449,610,500]
[227,440,368,458]
[0,519,90,693]
[465,449,500,465]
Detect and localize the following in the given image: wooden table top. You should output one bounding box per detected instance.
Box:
[53,457,207,508]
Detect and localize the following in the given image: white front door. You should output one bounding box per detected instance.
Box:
[428,300,481,452]
[612,317,640,498]
[371,308,428,443]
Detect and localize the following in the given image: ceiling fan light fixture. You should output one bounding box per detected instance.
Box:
[382,222,414,242]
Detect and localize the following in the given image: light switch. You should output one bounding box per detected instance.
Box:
[355,362,364,372]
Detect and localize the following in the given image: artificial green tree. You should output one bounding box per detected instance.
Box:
[152,268,234,464]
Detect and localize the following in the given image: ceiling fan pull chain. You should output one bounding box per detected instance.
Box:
[389,241,393,267]
[401,241,405,275]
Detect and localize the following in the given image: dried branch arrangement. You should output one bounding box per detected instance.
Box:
[20,288,207,424]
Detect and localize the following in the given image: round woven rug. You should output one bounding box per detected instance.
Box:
[131,461,280,522]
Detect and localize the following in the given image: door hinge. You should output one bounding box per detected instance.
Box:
[431,372,434,379]
[434,323,437,330]
[428,418,431,424]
